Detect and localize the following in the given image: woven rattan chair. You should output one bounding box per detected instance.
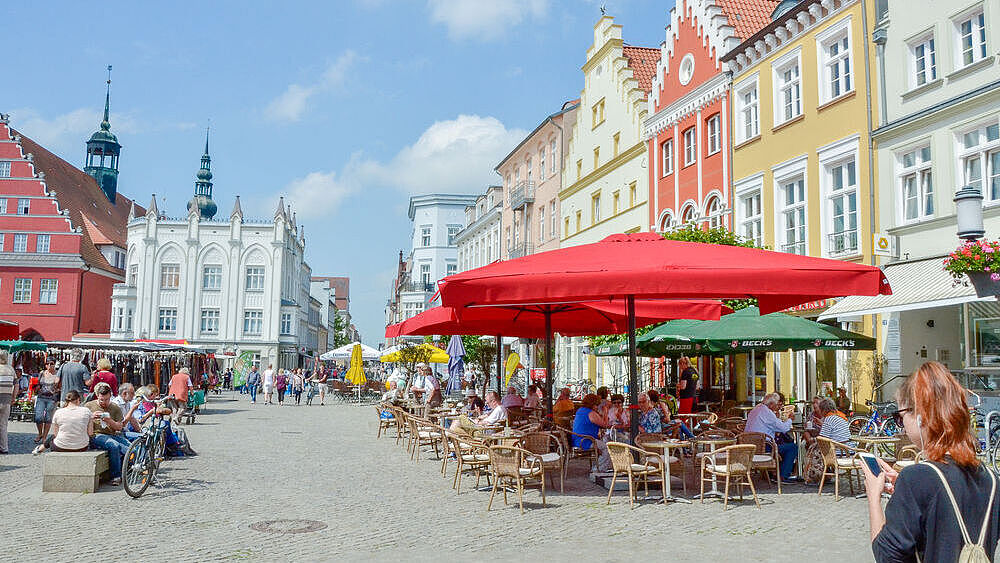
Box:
[447,431,491,494]
[487,445,546,514]
[521,432,565,493]
[552,412,574,430]
[393,408,410,446]
[720,417,747,433]
[892,445,923,472]
[737,431,781,494]
[563,430,600,476]
[692,428,736,461]
[816,437,863,500]
[606,441,664,508]
[375,404,395,439]
[407,416,440,462]
[699,444,760,510]
[635,432,686,494]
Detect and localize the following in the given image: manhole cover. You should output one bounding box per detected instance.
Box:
[250,519,327,534]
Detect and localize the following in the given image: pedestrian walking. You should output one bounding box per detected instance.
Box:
[167,367,193,425]
[57,348,89,406]
[276,370,287,405]
[0,351,17,454]
[246,366,261,404]
[262,364,275,404]
[33,358,60,444]
[292,369,304,405]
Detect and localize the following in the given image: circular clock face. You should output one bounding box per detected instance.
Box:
[679,53,695,86]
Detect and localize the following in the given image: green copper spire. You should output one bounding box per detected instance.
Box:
[187,125,217,219]
[85,65,121,203]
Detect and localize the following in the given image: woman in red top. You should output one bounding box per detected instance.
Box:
[86,357,119,396]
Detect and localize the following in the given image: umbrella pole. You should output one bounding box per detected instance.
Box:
[495,334,503,394]
[545,311,553,416]
[627,296,639,445]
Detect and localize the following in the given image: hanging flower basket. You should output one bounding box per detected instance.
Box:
[944,239,1000,297]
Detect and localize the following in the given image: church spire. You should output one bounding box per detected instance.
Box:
[85,65,121,203]
[187,125,217,220]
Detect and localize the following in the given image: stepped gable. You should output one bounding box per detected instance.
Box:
[718,0,780,40]
[623,45,660,96]
[16,131,144,271]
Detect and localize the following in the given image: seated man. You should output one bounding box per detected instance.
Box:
[462,389,485,417]
[85,382,130,486]
[381,380,401,402]
[552,388,575,415]
[450,391,506,435]
[523,385,540,409]
[745,392,799,482]
[501,386,523,408]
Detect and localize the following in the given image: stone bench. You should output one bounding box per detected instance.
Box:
[42,451,109,493]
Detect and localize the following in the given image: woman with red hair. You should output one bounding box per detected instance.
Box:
[864,361,1000,561]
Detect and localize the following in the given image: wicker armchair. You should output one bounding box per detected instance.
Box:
[521,432,565,493]
[393,408,410,447]
[553,411,574,430]
[407,416,440,462]
[563,430,600,476]
[692,429,736,461]
[487,445,546,514]
[606,442,665,508]
[699,444,760,510]
[737,431,781,494]
[447,432,491,494]
[815,437,863,500]
[892,445,923,472]
[375,404,395,439]
[719,417,747,433]
[635,432,686,494]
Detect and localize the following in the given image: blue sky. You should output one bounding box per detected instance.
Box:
[4,0,672,344]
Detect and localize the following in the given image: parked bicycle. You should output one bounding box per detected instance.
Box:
[848,399,899,437]
[122,396,173,498]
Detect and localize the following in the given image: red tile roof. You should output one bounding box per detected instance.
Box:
[15,131,144,272]
[717,0,780,40]
[623,45,660,95]
[312,276,350,310]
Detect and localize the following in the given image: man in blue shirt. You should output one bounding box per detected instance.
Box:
[745,393,799,482]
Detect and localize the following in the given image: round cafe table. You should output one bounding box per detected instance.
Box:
[690,437,737,499]
[733,405,755,418]
[641,439,692,504]
[677,412,713,428]
[854,435,902,458]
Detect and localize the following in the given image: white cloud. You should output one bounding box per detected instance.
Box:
[264,50,359,123]
[427,0,549,41]
[8,107,138,154]
[274,114,525,218]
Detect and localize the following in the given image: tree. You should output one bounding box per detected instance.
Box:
[332,310,350,348]
[395,343,434,389]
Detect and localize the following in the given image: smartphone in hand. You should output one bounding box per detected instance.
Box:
[859,452,882,476]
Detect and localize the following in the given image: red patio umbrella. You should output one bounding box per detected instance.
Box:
[386,299,728,391]
[437,233,891,434]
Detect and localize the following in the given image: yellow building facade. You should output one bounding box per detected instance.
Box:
[723,0,881,405]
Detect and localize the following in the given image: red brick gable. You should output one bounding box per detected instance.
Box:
[14,131,144,272]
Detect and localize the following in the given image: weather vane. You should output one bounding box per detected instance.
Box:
[600,4,606,15]
[107,64,112,85]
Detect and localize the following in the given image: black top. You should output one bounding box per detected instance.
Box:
[678,367,698,399]
[873,459,1000,562]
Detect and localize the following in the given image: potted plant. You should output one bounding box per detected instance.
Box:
[944,239,1000,297]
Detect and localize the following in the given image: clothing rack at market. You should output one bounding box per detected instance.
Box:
[40,341,216,391]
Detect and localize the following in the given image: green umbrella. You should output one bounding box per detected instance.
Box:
[637,306,875,356]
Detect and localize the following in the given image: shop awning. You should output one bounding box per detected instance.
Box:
[819,256,992,320]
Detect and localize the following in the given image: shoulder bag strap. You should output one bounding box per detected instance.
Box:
[922,462,996,548]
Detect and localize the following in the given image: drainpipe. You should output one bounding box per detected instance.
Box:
[862,0,882,401]
[872,28,888,127]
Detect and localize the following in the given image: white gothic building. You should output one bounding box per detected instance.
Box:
[110,138,317,368]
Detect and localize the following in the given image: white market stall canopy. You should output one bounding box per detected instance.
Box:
[320,342,381,361]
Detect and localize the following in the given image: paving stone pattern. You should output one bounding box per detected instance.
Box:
[0,395,876,561]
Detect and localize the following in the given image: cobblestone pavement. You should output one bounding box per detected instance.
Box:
[0,395,875,562]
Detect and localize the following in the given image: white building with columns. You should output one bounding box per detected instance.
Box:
[110,139,317,368]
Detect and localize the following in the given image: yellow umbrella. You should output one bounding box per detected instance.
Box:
[345,343,367,386]
[378,343,449,364]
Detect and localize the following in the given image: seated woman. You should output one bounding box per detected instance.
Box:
[648,389,694,439]
[32,390,93,454]
[803,397,854,482]
[523,384,540,409]
[635,391,663,433]
[604,394,629,442]
[571,394,612,471]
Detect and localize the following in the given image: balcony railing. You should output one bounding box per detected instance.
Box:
[400,281,435,293]
[508,242,534,259]
[509,180,536,209]
[828,230,859,257]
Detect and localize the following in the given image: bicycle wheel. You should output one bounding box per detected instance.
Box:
[123,439,153,498]
[879,417,899,437]
[849,416,871,436]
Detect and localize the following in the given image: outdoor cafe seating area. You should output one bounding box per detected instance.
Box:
[372,395,915,513]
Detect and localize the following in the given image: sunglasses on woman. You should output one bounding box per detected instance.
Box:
[891,407,912,427]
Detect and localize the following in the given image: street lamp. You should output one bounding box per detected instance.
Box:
[955,185,985,240]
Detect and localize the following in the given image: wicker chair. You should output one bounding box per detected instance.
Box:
[487,445,546,514]
[699,444,760,510]
[635,432,686,494]
[553,411,574,430]
[563,430,600,477]
[719,417,747,433]
[393,408,410,447]
[407,416,440,462]
[816,437,863,500]
[375,404,395,439]
[606,442,665,508]
[447,432,491,494]
[692,429,736,461]
[521,432,565,493]
[893,445,923,472]
[737,431,781,493]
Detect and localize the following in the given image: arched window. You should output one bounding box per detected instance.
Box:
[680,205,696,224]
[658,211,674,232]
[705,196,723,228]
